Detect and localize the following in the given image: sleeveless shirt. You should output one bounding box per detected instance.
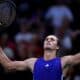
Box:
[33,57,62,80]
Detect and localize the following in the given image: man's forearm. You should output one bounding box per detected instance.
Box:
[0,48,11,68]
[0,48,28,71]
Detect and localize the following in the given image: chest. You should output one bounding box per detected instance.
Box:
[35,59,61,73]
[33,58,62,80]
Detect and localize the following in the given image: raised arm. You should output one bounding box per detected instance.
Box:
[0,48,37,72]
[61,53,80,69]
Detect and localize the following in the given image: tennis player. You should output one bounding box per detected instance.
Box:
[0,35,80,80]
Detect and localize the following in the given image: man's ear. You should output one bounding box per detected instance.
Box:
[57,46,59,49]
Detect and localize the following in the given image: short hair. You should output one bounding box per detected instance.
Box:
[57,38,61,47]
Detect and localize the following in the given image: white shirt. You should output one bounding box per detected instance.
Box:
[15,32,34,43]
[45,5,73,28]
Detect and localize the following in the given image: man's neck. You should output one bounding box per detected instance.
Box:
[43,50,57,61]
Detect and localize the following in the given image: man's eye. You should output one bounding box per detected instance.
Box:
[46,38,48,41]
[51,38,54,41]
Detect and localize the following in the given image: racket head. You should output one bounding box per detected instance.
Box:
[0,0,16,28]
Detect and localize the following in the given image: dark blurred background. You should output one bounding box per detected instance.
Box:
[0,0,80,80]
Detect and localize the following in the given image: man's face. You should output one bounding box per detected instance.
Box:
[44,35,59,50]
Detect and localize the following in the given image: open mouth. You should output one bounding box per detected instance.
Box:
[46,43,51,45]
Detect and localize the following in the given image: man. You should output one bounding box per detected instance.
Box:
[0,35,80,80]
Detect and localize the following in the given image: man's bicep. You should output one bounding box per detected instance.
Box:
[8,61,29,71]
[8,58,37,72]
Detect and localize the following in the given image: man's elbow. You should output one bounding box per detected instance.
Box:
[4,62,16,72]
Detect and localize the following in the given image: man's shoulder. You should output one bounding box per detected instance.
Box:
[24,57,38,71]
[26,57,38,62]
[61,55,73,68]
[61,55,73,61]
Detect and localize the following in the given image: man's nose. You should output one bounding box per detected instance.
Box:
[47,39,51,42]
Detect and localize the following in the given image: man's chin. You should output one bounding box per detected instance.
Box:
[44,47,57,51]
[44,48,53,51]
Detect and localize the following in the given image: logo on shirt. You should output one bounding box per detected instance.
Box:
[45,64,49,67]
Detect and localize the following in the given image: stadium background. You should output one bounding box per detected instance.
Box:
[0,0,80,80]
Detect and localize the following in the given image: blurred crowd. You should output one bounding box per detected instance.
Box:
[0,0,80,80]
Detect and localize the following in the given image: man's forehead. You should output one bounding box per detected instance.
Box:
[46,35,58,40]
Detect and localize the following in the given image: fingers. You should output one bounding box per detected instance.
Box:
[0,47,4,54]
